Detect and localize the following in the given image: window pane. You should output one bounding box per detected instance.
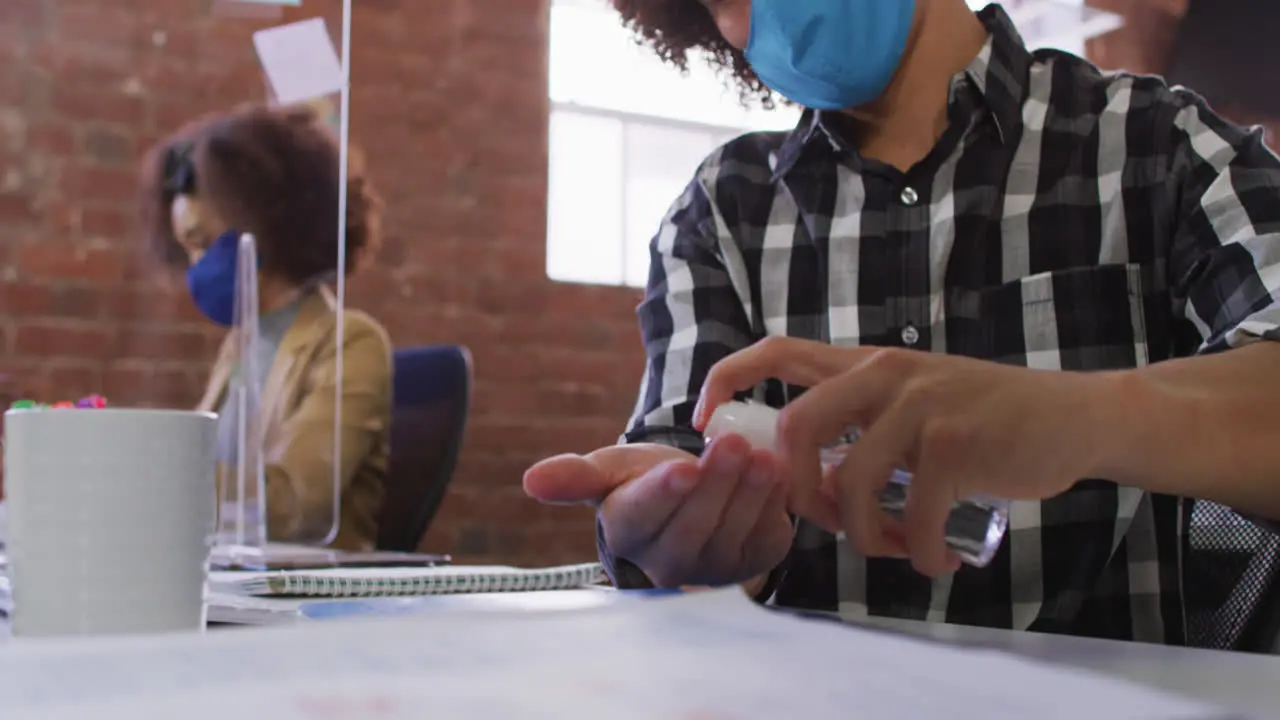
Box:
[622,122,727,288]
[985,0,1117,57]
[549,1,800,131]
[547,109,625,285]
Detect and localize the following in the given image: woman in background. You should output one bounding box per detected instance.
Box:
[139,103,391,551]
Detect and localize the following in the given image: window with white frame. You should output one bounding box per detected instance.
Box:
[546,0,800,288]
[546,0,1115,288]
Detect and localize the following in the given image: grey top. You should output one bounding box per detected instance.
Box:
[215,298,303,465]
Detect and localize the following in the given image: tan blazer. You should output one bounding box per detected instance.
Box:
[197,287,392,551]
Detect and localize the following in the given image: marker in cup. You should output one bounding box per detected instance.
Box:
[8,396,108,411]
[704,401,1009,567]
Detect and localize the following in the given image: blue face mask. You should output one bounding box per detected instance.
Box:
[744,0,916,111]
[186,230,241,327]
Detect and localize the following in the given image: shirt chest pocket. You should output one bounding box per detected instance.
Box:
[972,264,1152,371]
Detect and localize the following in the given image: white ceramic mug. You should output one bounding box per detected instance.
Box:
[4,408,217,637]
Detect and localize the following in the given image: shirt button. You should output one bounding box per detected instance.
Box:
[900,324,920,346]
[899,186,919,206]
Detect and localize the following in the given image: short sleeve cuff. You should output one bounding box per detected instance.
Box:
[620,424,706,457]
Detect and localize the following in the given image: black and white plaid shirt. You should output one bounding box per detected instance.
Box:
[598,5,1280,644]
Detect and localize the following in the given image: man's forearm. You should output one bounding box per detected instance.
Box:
[1089,342,1280,518]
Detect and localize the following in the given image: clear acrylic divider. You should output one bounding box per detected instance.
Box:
[231,5,351,551]
[214,232,268,560]
[3,1,356,558]
[325,0,355,550]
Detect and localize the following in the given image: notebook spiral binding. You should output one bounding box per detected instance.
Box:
[247,563,607,598]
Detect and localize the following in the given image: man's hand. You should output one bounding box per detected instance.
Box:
[523,435,794,588]
[693,337,1115,577]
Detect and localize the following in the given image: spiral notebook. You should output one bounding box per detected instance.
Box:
[210,562,606,598]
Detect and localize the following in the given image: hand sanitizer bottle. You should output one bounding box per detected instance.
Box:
[705,401,1009,567]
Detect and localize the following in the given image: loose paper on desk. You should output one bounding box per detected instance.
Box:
[0,589,1235,719]
[253,17,343,106]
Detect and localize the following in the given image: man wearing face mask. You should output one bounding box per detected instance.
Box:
[140,103,393,551]
[524,0,1280,644]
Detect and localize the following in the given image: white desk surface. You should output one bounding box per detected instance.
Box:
[853,614,1280,719]
[0,497,1272,720]
[205,589,1280,719]
[0,580,1275,717]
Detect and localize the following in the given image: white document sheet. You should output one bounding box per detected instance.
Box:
[0,588,1236,719]
[252,17,344,106]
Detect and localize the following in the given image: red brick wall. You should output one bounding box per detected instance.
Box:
[0,0,642,564]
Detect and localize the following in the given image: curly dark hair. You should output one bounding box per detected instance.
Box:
[139,102,383,284]
[611,0,774,106]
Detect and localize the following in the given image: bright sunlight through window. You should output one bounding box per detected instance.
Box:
[546,0,800,288]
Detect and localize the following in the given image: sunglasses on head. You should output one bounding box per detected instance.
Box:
[161,141,197,196]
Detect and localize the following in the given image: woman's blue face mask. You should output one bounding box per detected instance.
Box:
[186,230,241,327]
[744,0,917,110]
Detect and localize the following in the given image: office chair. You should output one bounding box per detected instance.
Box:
[1183,499,1280,653]
[375,345,472,552]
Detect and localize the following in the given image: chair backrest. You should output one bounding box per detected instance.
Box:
[376,345,472,552]
[1184,499,1280,653]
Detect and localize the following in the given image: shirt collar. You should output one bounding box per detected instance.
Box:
[962,3,1033,144]
[771,110,823,182]
[770,3,1032,182]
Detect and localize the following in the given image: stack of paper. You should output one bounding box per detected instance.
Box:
[0,588,1232,719]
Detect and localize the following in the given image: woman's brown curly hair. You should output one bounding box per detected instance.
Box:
[611,0,775,107]
[139,102,382,284]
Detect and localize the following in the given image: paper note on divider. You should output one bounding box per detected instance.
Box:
[252,17,343,106]
[0,588,1229,719]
